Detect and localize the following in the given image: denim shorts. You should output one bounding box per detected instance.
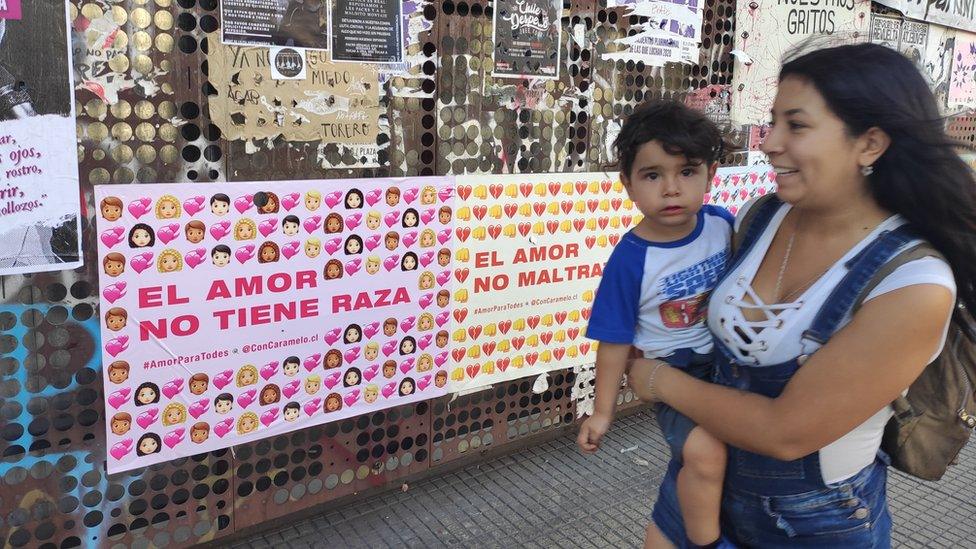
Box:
[652,350,713,462]
[651,457,893,548]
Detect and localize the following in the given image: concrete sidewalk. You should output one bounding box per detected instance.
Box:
[227,409,976,548]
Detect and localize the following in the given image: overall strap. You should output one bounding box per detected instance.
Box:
[728,194,781,274]
[803,224,919,344]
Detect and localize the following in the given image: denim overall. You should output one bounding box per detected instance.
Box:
[652,199,915,548]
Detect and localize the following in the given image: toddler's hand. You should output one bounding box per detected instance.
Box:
[577,413,613,454]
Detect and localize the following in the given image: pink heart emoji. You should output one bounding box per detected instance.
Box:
[382,382,397,398]
[105,335,129,357]
[304,399,321,416]
[304,354,321,372]
[365,188,383,206]
[164,428,185,449]
[136,408,160,428]
[730,205,739,216]
[102,282,127,303]
[235,244,255,263]
[162,378,184,399]
[400,316,416,331]
[400,358,416,373]
[435,351,449,367]
[324,191,343,208]
[130,252,154,274]
[419,251,435,267]
[344,347,361,363]
[418,293,433,309]
[260,361,279,381]
[418,334,433,350]
[260,409,279,427]
[303,215,322,233]
[437,229,452,244]
[403,188,419,204]
[182,196,205,216]
[281,193,300,211]
[188,399,209,419]
[214,418,234,438]
[363,364,379,381]
[184,248,207,268]
[324,237,342,255]
[100,226,125,248]
[382,340,398,356]
[436,270,451,286]
[362,322,380,339]
[234,194,253,213]
[323,371,342,390]
[282,380,302,398]
[156,223,180,244]
[258,218,278,237]
[343,389,361,407]
[402,231,418,248]
[281,241,301,259]
[345,213,362,230]
[110,439,134,460]
[213,369,234,390]
[345,259,362,276]
[127,197,151,218]
[324,328,342,346]
[417,375,432,391]
[107,388,131,409]
[435,311,450,327]
[383,255,400,271]
[384,211,400,228]
[438,187,453,202]
[210,220,231,240]
[364,234,382,251]
[238,389,257,409]
[421,209,435,224]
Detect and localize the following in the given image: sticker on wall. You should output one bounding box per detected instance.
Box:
[95,178,455,473]
[492,0,563,79]
[221,0,331,49]
[270,47,309,80]
[0,1,82,275]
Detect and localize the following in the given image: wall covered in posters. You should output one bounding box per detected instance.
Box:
[95,178,456,472]
[873,0,976,34]
[221,0,331,48]
[730,0,870,125]
[492,0,562,79]
[0,1,82,275]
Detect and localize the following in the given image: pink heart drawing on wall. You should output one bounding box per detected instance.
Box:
[238,389,257,409]
[435,311,450,327]
[183,196,205,216]
[110,439,134,460]
[324,191,343,208]
[127,197,152,218]
[435,351,449,367]
[364,234,382,251]
[384,211,400,228]
[364,188,382,206]
[105,336,129,357]
[282,380,302,398]
[156,223,181,244]
[403,188,419,204]
[234,195,253,213]
[136,408,159,428]
[323,371,342,390]
[421,209,435,224]
[184,248,207,269]
[363,364,379,381]
[258,218,278,237]
[384,255,400,271]
[418,293,433,309]
[162,378,184,399]
[163,428,185,449]
[102,282,127,303]
[260,361,279,380]
[344,347,361,363]
[100,226,125,248]
[418,334,432,350]
[345,259,362,276]
[303,215,322,233]
[362,322,380,339]
[213,418,234,438]
[382,340,398,356]
[213,369,234,390]
[210,221,231,240]
[437,229,452,244]
[260,408,279,427]
[235,245,255,263]
[129,252,154,274]
[324,238,342,255]
[304,399,321,416]
[281,193,300,211]
[382,382,397,398]
[399,358,415,373]
[402,231,418,248]
[304,354,322,372]
[400,316,416,332]
[324,328,342,346]
[107,388,131,409]
[281,241,301,259]
[417,375,432,391]
[343,389,361,407]
[438,187,453,202]
[419,251,435,267]
[345,213,362,230]
[188,399,209,419]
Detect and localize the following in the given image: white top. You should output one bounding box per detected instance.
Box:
[708,200,956,484]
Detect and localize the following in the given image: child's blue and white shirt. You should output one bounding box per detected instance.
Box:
[586,205,733,359]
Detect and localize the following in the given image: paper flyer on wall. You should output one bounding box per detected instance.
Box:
[602,0,703,67]
[492,0,563,79]
[0,1,82,275]
[330,0,404,63]
[221,0,330,49]
[95,178,456,473]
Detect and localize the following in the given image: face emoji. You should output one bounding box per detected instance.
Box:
[190,379,207,395]
[327,216,342,233]
[400,380,414,396]
[438,251,450,267]
[383,362,396,378]
[261,387,277,404]
[364,386,378,403]
[366,258,380,275]
[137,386,157,405]
[366,214,381,230]
[260,195,277,213]
[326,396,341,412]
[364,346,378,361]
[283,221,299,236]
[191,427,209,443]
[165,407,182,424]
[403,211,418,227]
[345,370,359,386]
[418,355,432,371]
[345,327,360,344]
[435,373,447,388]
[102,203,122,221]
[240,369,256,386]
[186,227,205,243]
[284,406,300,421]
[422,188,436,204]
[325,353,341,369]
[421,232,435,248]
[384,320,397,337]
[402,255,417,271]
[325,262,341,279]
[131,228,152,247]
[439,209,451,224]
[385,235,398,250]
[305,242,321,258]
[419,274,434,290]
[436,332,448,348]
[306,194,320,210]
[211,200,229,215]
[139,437,159,454]
[305,378,321,394]
[401,339,415,354]
[437,293,449,308]
[109,367,128,384]
[213,251,230,267]
[346,238,361,254]
[240,416,257,433]
[347,192,362,209]
[106,314,125,331]
[104,259,124,277]
[260,246,277,262]
[160,254,179,272]
[111,417,130,435]
[284,361,300,376]
[419,316,432,331]
[237,223,254,240]
[215,398,233,414]
[386,189,400,207]
[159,200,178,218]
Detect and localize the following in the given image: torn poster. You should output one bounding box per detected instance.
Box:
[0,1,82,274]
[873,0,976,34]
[492,0,562,79]
[206,36,381,143]
[602,0,703,67]
[221,0,330,49]
[923,25,955,108]
[730,0,870,125]
[870,14,901,49]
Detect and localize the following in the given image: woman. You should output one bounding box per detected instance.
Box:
[630,44,975,547]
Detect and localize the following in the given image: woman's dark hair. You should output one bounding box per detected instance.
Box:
[136,433,161,456]
[613,100,723,178]
[780,43,976,323]
[128,223,156,247]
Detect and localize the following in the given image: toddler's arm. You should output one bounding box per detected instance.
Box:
[576,342,631,453]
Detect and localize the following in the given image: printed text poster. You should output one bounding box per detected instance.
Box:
[330,0,404,63]
[95,178,455,473]
[0,2,81,274]
[492,0,562,79]
[602,0,703,67]
[222,0,330,49]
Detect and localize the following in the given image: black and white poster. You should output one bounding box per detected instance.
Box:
[330,0,404,63]
[492,0,562,79]
[0,1,82,275]
[221,0,330,49]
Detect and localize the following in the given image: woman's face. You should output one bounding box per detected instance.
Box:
[241,370,255,385]
[345,370,359,385]
[404,212,418,227]
[131,229,151,247]
[421,233,434,247]
[327,217,342,233]
[139,437,159,454]
[347,193,362,208]
[401,381,414,395]
[346,239,361,254]
[187,227,204,243]
[237,224,254,239]
[326,397,340,411]
[419,317,432,330]
[422,188,436,204]
[159,201,177,218]
[161,255,179,272]
[137,387,156,404]
[326,263,340,279]
[401,340,414,354]
[166,408,181,423]
[326,353,340,368]
[261,246,277,261]
[762,76,869,207]
[403,255,417,270]
[262,388,276,402]
[261,196,277,212]
[242,417,256,432]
